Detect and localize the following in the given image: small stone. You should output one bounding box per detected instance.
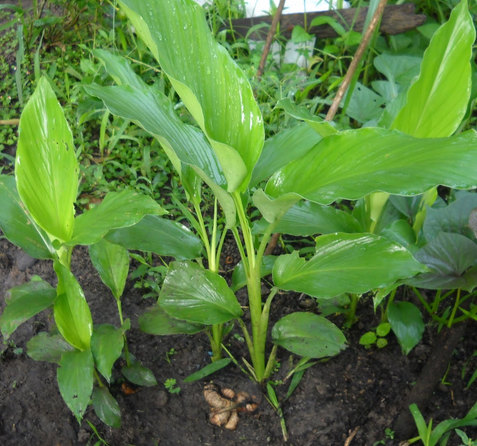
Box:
[16,252,37,271]
[77,428,89,443]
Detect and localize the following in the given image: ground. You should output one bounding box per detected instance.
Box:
[1,238,477,446]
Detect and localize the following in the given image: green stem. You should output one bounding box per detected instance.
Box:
[57,244,73,269]
[263,344,278,380]
[345,293,359,327]
[194,202,212,267]
[448,288,461,328]
[238,318,254,358]
[210,324,223,362]
[93,369,104,388]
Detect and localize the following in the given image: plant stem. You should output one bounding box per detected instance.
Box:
[345,293,359,327]
[448,288,461,328]
[93,369,104,388]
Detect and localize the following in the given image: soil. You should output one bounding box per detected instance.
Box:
[1,236,477,446]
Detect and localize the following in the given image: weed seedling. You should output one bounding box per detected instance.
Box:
[164,378,181,394]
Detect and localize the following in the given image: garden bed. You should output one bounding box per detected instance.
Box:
[1,237,477,446]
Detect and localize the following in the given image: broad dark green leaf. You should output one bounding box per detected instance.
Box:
[231,256,277,292]
[391,0,475,137]
[92,387,121,428]
[122,361,157,387]
[250,123,321,187]
[105,215,203,260]
[27,332,74,364]
[373,53,422,87]
[424,191,477,241]
[0,175,54,259]
[0,278,56,339]
[139,306,204,335]
[183,358,232,382]
[159,261,242,325]
[345,82,386,124]
[16,77,78,242]
[89,238,129,300]
[119,0,264,192]
[253,200,361,236]
[266,128,477,205]
[272,313,347,358]
[380,219,417,252]
[388,302,424,355]
[53,261,93,351]
[70,190,165,246]
[91,321,130,383]
[404,232,477,291]
[273,233,426,298]
[57,349,94,422]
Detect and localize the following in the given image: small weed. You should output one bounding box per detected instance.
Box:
[164,378,181,394]
[165,348,176,365]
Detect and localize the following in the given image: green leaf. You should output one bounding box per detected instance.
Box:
[70,190,165,246]
[376,322,391,337]
[53,261,93,351]
[105,215,203,260]
[89,238,129,300]
[359,332,377,346]
[0,278,56,339]
[250,123,321,187]
[122,361,157,387]
[391,0,475,137]
[276,98,337,137]
[424,191,477,241]
[231,256,277,292]
[388,302,424,355]
[272,312,347,358]
[0,175,54,259]
[15,76,78,242]
[252,189,299,224]
[253,200,362,236]
[373,53,422,88]
[266,128,477,205]
[92,387,121,428]
[27,332,75,363]
[159,261,242,325]
[139,306,204,335]
[57,349,94,422]
[404,232,477,291]
[409,404,430,442]
[273,233,426,298]
[118,0,264,192]
[183,358,232,382]
[344,83,386,124]
[380,219,417,252]
[376,338,388,348]
[91,321,130,383]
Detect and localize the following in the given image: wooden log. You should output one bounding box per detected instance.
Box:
[224,4,426,40]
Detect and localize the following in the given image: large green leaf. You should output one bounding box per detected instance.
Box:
[105,215,203,260]
[388,302,424,355]
[122,361,157,387]
[15,76,78,242]
[404,232,477,291]
[391,0,475,137]
[159,261,243,324]
[0,278,56,339]
[70,190,165,246]
[139,306,204,335]
[89,238,129,300]
[0,175,54,259]
[118,0,264,192]
[27,332,75,364]
[91,321,130,383]
[273,233,426,298]
[424,191,477,241]
[86,53,236,227]
[272,313,347,358]
[253,200,361,236]
[57,349,94,422]
[265,128,477,205]
[92,387,121,428]
[53,261,93,351]
[250,123,321,187]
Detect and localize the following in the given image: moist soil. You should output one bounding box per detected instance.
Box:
[1,238,477,446]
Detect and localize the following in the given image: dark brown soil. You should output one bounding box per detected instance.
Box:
[1,237,477,446]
